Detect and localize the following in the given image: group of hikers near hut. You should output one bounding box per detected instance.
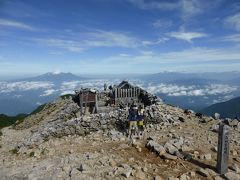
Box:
[127,103,145,139]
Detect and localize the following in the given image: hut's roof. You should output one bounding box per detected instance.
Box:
[117,81,134,89]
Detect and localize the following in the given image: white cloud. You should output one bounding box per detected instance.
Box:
[34,30,140,52]
[224,13,240,31]
[129,0,223,23]
[0,79,121,96]
[180,0,202,20]
[205,84,237,95]
[152,19,172,28]
[222,94,235,101]
[170,91,187,96]
[107,47,240,65]
[13,94,23,98]
[168,31,208,42]
[212,94,234,104]
[0,81,54,93]
[140,51,154,56]
[52,70,62,75]
[60,90,75,95]
[34,38,84,53]
[58,79,238,98]
[40,89,57,96]
[60,80,100,95]
[36,102,43,106]
[71,47,240,73]
[60,79,121,95]
[0,18,35,30]
[160,48,240,62]
[127,0,178,10]
[128,0,213,20]
[61,81,82,91]
[48,51,64,55]
[223,34,240,43]
[143,83,237,97]
[84,30,139,48]
[145,83,194,96]
[119,53,130,57]
[188,89,204,96]
[142,37,169,46]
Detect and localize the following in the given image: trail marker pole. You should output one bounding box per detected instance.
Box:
[217,123,230,174]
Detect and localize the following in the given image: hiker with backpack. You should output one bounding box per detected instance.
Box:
[128,104,138,138]
[137,105,145,139]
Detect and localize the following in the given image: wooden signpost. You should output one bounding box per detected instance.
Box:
[217,123,230,175]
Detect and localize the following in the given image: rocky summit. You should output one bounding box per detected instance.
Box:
[0,96,240,180]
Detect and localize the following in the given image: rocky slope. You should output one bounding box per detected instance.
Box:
[0,96,240,180]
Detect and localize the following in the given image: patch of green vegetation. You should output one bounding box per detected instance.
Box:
[30,104,47,115]
[10,148,18,155]
[43,137,49,142]
[166,103,176,107]
[13,104,47,128]
[41,148,47,155]
[1,94,72,129]
[29,151,35,157]
[0,114,27,129]
[0,130,2,136]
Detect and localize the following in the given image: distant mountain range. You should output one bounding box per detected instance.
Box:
[0,71,240,116]
[142,71,240,84]
[201,96,240,119]
[17,72,88,83]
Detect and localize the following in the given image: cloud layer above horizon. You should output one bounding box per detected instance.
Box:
[0,79,238,100]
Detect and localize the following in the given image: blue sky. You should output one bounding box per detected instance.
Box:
[0,0,240,75]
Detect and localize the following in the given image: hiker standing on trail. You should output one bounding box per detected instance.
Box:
[137,105,145,138]
[128,104,138,137]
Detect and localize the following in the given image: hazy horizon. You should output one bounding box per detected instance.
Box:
[1,70,240,81]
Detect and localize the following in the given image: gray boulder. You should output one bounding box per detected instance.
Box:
[214,113,220,120]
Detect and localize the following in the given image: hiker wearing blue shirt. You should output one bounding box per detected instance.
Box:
[128,104,138,137]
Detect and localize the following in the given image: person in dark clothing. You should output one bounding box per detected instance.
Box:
[128,104,138,137]
[137,105,145,138]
